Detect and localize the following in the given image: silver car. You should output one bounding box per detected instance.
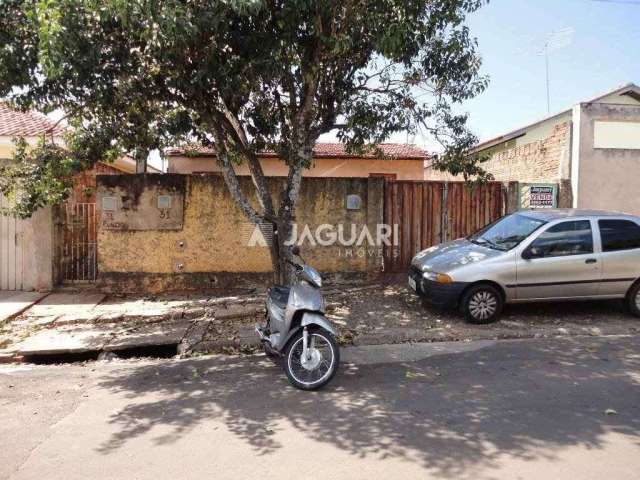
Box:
[409,209,640,323]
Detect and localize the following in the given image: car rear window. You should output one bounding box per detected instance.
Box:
[599,219,640,252]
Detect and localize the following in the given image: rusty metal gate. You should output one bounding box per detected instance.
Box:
[383,181,505,272]
[59,202,97,282]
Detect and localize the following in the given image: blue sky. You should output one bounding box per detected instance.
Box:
[461,0,640,141]
[335,0,640,151]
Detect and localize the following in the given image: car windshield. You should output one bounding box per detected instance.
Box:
[468,213,547,251]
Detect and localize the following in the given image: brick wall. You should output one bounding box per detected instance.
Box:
[425,121,571,183]
[69,162,124,203]
[479,122,571,183]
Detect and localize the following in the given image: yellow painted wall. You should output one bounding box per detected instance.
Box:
[167,155,425,180]
[97,175,384,290]
[0,143,14,159]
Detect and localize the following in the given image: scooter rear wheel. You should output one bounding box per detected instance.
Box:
[283,327,339,391]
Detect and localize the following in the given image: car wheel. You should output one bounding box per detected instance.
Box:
[626,282,640,318]
[461,284,503,324]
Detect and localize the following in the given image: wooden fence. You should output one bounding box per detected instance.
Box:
[383,181,505,272]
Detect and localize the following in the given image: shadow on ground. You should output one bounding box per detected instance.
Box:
[95,336,640,478]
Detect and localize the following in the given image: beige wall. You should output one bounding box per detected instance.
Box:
[572,102,640,215]
[0,136,40,159]
[97,174,385,292]
[167,155,424,180]
[0,203,56,291]
[0,143,13,159]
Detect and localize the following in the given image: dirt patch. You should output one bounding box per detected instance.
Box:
[327,283,640,345]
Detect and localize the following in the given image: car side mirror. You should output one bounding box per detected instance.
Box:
[522,246,540,260]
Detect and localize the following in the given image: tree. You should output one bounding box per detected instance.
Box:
[0,0,489,283]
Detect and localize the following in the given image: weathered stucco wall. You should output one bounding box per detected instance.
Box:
[97,174,384,292]
[168,155,425,180]
[572,102,640,215]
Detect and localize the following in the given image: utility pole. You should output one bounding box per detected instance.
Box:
[536,27,573,115]
[544,42,551,114]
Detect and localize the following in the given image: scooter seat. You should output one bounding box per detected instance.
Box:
[269,285,291,309]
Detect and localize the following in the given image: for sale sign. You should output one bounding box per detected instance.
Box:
[520,184,557,209]
[530,186,555,207]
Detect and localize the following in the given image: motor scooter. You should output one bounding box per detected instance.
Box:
[256,246,340,390]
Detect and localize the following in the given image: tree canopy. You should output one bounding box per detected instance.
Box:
[0,0,489,280]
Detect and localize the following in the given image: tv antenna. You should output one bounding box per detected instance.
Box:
[537,27,574,113]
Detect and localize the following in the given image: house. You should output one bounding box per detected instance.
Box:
[0,103,158,290]
[425,83,640,215]
[165,143,428,180]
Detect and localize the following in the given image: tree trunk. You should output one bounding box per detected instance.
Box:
[134,149,148,174]
[209,120,311,287]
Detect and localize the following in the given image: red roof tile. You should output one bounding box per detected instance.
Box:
[0,103,66,137]
[166,142,428,160]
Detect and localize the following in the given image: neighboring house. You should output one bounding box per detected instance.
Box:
[0,103,158,291]
[165,143,428,180]
[425,83,640,215]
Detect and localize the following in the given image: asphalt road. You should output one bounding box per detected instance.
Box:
[1,336,640,480]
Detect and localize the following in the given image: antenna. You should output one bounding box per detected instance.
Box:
[537,27,574,114]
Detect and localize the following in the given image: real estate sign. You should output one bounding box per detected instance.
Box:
[519,183,557,209]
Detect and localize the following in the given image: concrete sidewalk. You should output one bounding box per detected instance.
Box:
[3,282,640,363]
[2,290,267,360]
[0,291,49,323]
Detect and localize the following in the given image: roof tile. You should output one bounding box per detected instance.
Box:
[0,103,65,137]
[166,142,428,159]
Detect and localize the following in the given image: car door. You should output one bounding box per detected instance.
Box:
[515,219,601,300]
[597,218,640,297]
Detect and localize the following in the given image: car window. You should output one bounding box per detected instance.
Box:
[599,219,640,252]
[528,220,593,258]
[469,213,546,251]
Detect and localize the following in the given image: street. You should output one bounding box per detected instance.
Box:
[2,336,640,480]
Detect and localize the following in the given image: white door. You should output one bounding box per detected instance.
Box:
[0,195,25,290]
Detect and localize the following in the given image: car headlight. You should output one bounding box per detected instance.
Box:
[422,271,453,284]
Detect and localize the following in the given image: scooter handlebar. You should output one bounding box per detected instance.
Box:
[286,259,303,271]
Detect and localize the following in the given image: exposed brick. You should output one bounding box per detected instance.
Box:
[478,121,570,183]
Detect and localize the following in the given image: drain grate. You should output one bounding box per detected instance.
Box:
[23,343,179,365]
[110,344,179,359]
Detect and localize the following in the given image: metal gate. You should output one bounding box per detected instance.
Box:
[383,181,505,272]
[0,195,26,290]
[60,202,97,282]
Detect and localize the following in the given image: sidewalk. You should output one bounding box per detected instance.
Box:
[1,289,269,361]
[1,282,639,363]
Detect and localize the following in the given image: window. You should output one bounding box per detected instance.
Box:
[599,219,640,252]
[528,220,593,258]
[469,213,546,251]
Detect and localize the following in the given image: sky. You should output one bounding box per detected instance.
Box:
[462,0,640,142]
[320,0,640,151]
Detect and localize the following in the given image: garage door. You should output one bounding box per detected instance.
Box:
[0,195,25,290]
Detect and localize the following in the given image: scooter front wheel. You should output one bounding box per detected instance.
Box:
[283,327,339,390]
